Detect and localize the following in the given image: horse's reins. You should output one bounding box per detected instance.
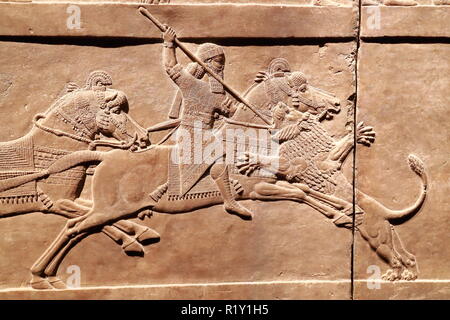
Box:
[33,113,137,151]
[33,113,92,144]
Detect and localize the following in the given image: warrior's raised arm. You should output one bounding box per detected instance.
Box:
[162,27,178,71]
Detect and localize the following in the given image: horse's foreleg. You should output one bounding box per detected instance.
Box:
[31,217,74,277]
[31,221,151,290]
[42,232,89,289]
[29,208,113,290]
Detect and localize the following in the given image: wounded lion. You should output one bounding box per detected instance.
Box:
[237,102,427,281]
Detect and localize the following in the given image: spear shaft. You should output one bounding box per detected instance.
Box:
[138,7,271,126]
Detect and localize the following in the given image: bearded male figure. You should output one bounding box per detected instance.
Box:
[161,27,253,220]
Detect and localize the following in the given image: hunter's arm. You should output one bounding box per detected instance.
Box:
[162,27,178,70]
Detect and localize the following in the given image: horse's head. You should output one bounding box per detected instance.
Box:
[93,89,150,150]
[43,83,149,151]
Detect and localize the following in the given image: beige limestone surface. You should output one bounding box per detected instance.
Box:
[0,1,448,300]
[0,3,357,38]
[355,42,450,299]
[0,39,355,298]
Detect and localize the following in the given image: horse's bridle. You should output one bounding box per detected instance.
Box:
[33,113,137,151]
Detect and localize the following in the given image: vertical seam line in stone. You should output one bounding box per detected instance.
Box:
[351,0,363,301]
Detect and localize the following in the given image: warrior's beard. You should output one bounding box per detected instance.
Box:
[207,63,225,94]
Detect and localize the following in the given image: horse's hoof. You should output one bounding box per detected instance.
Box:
[122,240,145,256]
[136,228,161,245]
[30,276,53,290]
[48,277,67,289]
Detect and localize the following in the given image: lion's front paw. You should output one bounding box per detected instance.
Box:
[356,121,376,147]
[236,152,260,176]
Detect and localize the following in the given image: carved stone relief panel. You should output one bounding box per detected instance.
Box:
[0,32,357,297]
[0,0,448,300]
[354,42,450,299]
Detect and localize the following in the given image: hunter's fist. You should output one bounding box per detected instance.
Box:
[163,27,176,43]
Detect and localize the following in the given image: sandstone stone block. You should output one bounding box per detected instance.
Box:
[0,0,448,301]
[0,36,357,298]
[0,3,357,38]
[354,42,450,299]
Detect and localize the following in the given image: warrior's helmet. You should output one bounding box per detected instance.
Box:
[197,43,225,63]
[195,43,225,94]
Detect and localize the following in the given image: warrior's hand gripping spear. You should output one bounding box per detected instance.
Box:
[138,7,272,126]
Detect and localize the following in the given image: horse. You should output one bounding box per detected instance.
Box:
[14,60,427,288]
[0,71,159,271]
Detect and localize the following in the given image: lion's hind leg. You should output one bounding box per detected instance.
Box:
[378,244,403,281]
[251,181,353,227]
[360,221,404,281]
[391,227,418,280]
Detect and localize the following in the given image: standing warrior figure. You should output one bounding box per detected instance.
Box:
[161,27,253,220]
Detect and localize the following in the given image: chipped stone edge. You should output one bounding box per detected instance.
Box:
[0,3,357,38]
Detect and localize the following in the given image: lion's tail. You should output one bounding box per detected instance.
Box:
[385,154,428,220]
[0,151,105,193]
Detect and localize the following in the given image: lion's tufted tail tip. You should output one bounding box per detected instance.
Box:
[385,154,428,220]
[407,154,425,177]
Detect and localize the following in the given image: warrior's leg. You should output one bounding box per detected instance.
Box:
[211,163,253,220]
[293,183,364,225]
